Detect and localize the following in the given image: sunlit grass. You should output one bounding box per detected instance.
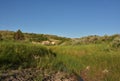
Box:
[49,44,120,81]
[0,41,120,81]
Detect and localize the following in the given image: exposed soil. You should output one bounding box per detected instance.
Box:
[0,68,82,81]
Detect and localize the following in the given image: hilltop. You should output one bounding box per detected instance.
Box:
[0,30,70,45]
[0,30,120,47]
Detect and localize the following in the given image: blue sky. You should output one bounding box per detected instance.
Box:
[0,0,120,38]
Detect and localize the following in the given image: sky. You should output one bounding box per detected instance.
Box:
[0,0,120,38]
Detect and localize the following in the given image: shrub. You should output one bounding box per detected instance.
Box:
[111,37,120,48]
[13,29,24,40]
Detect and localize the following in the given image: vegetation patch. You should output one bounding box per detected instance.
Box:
[0,30,120,81]
[0,42,56,69]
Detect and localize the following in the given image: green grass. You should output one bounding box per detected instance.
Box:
[0,41,56,69]
[49,44,120,81]
[0,41,120,81]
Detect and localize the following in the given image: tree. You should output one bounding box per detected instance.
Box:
[14,29,24,40]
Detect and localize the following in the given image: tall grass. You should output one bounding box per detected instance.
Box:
[0,41,55,69]
[0,41,120,81]
[49,44,120,81]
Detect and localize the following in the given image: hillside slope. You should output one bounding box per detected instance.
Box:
[0,30,120,46]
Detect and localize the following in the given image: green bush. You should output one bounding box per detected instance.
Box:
[111,37,120,48]
[13,29,24,40]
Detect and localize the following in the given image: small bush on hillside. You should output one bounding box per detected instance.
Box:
[13,29,24,40]
[29,34,48,42]
[111,37,120,48]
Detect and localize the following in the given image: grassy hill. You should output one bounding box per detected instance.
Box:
[0,30,120,81]
[0,30,120,46]
[0,30,70,45]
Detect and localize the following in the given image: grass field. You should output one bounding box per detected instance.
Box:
[49,44,120,81]
[0,41,120,81]
[0,41,56,70]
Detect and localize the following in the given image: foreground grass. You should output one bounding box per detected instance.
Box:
[49,44,120,81]
[0,41,120,81]
[0,41,56,70]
